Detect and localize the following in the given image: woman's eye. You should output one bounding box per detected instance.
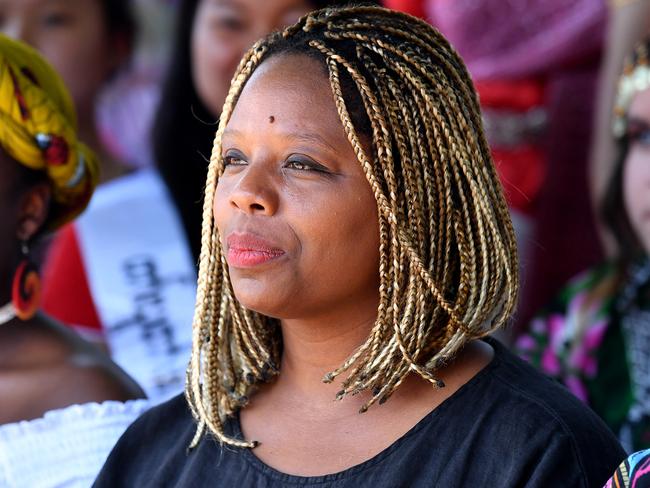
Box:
[216,17,244,31]
[285,160,313,171]
[284,157,329,173]
[207,11,244,33]
[223,154,246,166]
[41,11,74,27]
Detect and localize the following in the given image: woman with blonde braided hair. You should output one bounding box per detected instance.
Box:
[0,34,148,487]
[96,6,624,487]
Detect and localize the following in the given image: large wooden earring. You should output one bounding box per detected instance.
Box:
[11,242,41,320]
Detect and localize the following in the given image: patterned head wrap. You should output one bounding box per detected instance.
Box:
[0,34,98,230]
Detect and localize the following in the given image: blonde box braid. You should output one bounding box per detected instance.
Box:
[187,6,519,449]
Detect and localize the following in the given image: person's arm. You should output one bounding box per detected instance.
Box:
[590,0,650,253]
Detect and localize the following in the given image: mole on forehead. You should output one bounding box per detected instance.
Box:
[269,115,275,123]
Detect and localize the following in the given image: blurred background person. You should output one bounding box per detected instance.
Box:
[40,0,370,406]
[0,34,146,487]
[0,0,137,183]
[96,0,176,171]
[591,0,650,254]
[517,38,650,454]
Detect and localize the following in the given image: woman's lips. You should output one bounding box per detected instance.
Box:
[226,233,286,268]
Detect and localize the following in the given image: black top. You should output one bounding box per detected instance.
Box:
[94,340,625,487]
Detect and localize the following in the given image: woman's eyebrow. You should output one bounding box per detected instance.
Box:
[222,128,340,154]
[285,132,339,154]
[221,128,245,142]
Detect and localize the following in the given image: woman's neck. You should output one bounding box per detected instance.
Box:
[279,316,374,398]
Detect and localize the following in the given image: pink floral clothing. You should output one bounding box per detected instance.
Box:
[516,258,650,453]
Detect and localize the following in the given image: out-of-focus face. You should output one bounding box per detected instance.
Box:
[624,88,650,254]
[214,54,380,320]
[191,0,316,116]
[0,0,119,117]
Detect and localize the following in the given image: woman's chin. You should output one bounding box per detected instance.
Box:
[231,287,285,319]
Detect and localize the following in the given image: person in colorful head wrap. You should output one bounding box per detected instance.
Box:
[0,32,98,322]
[0,33,147,487]
[0,33,99,231]
[0,0,137,182]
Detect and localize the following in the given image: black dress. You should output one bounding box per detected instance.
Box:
[94,339,626,487]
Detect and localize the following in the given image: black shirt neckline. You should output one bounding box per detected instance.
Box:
[230,338,503,484]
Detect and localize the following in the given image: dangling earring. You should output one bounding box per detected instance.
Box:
[11,241,41,320]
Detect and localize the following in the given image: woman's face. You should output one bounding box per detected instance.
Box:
[214,54,380,320]
[0,0,120,117]
[624,87,650,254]
[192,0,316,116]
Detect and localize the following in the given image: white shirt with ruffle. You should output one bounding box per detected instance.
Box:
[0,399,149,487]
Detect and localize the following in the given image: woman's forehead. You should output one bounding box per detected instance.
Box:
[225,55,342,139]
[242,54,327,99]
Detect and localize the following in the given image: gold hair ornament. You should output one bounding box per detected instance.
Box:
[614,42,650,137]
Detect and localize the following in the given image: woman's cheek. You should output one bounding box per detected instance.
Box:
[213,179,231,227]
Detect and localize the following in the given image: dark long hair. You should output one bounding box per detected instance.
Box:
[101,0,136,39]
[152,0,374,266]
[601,41,650,268]
[601,137,645,267]
[101,0,136,58]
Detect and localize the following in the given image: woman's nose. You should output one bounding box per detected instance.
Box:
[228,165,279,216]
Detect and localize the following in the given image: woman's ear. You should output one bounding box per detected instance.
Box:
[15,183,51,241]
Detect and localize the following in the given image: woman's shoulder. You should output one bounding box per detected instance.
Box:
[488,339,611,429]
[0,314,143,424]
[475,340,625,476]
[23,315,141,401]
